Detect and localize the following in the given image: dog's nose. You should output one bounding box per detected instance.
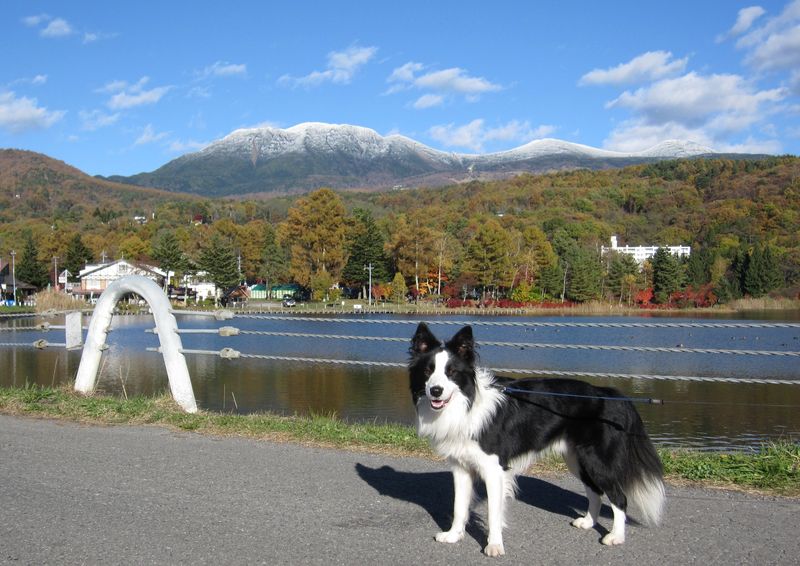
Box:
[429,385,444,398]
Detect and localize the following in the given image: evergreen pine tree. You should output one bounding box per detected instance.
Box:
[565,248,602,302]
[63,234,94,281]
[151,231,188,290]
[342,209,390,290]
[16,233,50,289]
[651,247,683,303]
[199,234,240,301]
[260,223,288,296]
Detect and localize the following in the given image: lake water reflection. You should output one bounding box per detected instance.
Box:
[1,310,799,451]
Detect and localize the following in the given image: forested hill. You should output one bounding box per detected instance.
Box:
[366,156,799,256]
[0,149,200,222]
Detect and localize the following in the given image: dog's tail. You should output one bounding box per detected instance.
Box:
[624,412,666,526]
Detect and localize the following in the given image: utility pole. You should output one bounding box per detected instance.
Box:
[364,263,373,306]
[10,250,16,306]
[53,256,59,292]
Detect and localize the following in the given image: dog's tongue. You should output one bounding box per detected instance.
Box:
[431,399,446,409]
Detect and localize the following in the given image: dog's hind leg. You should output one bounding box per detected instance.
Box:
[601,503,626,545]
[571,484,602,531]
[564,449,602,531]
[435,465,472,544]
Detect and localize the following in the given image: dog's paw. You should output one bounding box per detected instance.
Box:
[435,530,464,544]
[484,543,505,557]
[601,532,625,546]
[571,516,595,530]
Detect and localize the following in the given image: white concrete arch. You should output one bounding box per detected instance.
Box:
[74,275,198,413]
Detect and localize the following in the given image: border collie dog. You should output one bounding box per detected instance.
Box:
[409,323,665,557]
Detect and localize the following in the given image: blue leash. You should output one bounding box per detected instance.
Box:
[500,385,664,405]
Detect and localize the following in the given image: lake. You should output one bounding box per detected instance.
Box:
[1,310,799,451]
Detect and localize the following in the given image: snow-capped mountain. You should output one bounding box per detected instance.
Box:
[110,122,719,197]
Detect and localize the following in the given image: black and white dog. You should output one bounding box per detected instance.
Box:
[409,323,665,557]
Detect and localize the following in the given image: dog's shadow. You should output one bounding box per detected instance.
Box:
[355,463,613,543]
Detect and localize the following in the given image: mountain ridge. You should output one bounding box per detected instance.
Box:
[96,122,760,197]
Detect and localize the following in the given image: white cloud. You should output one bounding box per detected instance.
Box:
[10,74,47,87]
[388,62,423,84]
[22,14,50,27]
[413,68,501,95]
[734,0,800,72]
[135,124,169,146]
[104,77,172,110]
[607,72,786,129]
[717,6,767,42]
[169,139,209,152]
[603,121,716,152]
[413,94,444,109]
[40,17,73,38]
[579,51,688,86]
[429,119,555,152]
[600,66,789,154]
[199,61,247,79]
[279,45,377,88]
[387,62,501,108]
[388,63,501,94]
[79,109,120,131]
[745,24,800,72]
[0,91,65,133]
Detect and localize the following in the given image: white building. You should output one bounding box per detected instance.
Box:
[77,259,169,299]
[601,235,690,264]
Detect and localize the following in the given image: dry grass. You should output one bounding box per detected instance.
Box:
[33,289,87,313]
[724,296,800,312]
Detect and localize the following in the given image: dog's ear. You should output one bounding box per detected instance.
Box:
[410,322,440,354]
[447,325,476,363]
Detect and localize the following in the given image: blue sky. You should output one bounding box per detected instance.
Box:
[2,1,799,177]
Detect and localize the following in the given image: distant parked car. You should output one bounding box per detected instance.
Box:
[282,298,297,307]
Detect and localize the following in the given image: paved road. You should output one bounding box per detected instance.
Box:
[1,415,797,565]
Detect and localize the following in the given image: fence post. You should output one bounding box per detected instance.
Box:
[74,275,198,413]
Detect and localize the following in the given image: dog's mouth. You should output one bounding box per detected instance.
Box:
[429,394,452,411]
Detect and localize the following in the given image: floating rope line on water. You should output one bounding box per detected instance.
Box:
[144,346,800,386]
[221,313,800,329]
[158,328,800,357]
[0,341,66,349]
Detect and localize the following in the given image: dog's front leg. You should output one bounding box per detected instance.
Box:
[482,460,506,557]
[435,465,472,544]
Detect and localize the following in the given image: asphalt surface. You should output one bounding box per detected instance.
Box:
[1,415,798,565]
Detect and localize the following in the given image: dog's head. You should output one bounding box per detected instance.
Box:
[408,322,478,413]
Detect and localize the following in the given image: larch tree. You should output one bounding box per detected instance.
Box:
[279,188,348,287]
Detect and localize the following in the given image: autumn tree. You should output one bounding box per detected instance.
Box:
[279,188,348,287]
[384,214,436,295]
[606,252,640,304]
[390,272,408,304]
[464,219,512,299]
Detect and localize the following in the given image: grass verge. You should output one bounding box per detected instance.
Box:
[1,385,797,497]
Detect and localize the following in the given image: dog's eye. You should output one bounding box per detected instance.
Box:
[424,366,433,377]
